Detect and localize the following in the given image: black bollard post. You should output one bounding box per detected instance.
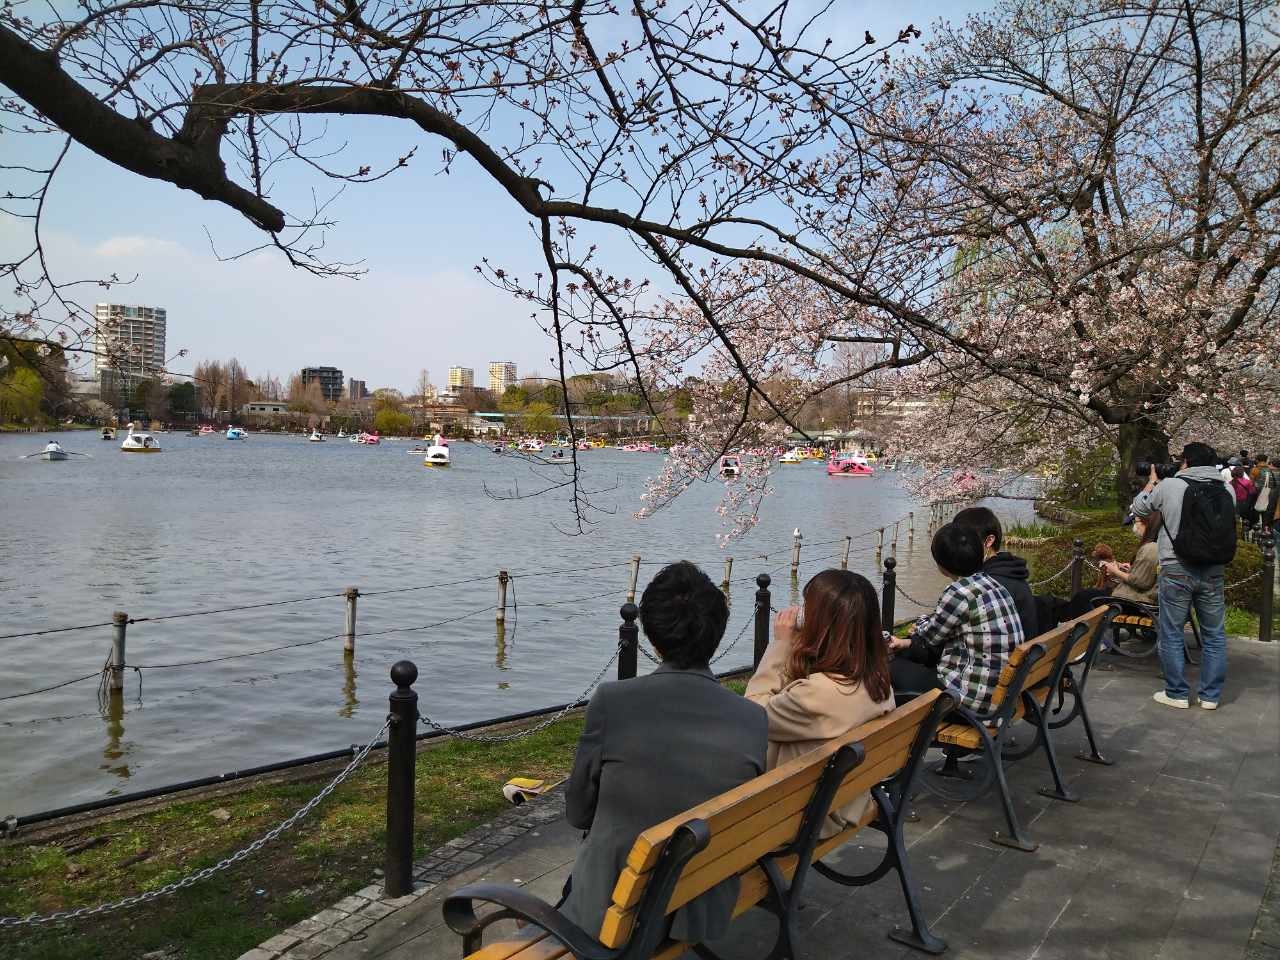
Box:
[618,602,639,679]
[881,556,897,630]
[1261,533,1275,644]
[754,573,772,667]
[385,660,418,898]
[1069,538,1085,595]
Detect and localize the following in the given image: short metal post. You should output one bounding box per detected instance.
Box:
[790,529,802,576]
[721,557,733,591]
[1070,538,1085,595]
[626,555,641,604]
[876,527,884,561]
[754,573,772,667]
[908,512,915,544]
[109,611,128,693]
[840,536,852,570]
[618,602,639,679]
[881,557,897,630]
[344,587,359,655]
[495,571,509,624]
[385,660,418,898]
[1261,534,1275,644]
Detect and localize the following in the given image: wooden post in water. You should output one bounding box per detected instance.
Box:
[721,557,733,591]
[109,611,128,693]
[790,529,803,577]
[840,536,852,570]
[891,522,900,558]
[344,587,359,655]
[908,512,915,544]
[626,555,641,604]
[495,571,509,624]
[876,527,884,562]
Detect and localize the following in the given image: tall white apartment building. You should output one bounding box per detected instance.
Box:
[488,361,517,396]
[448,366,474,390]
[94,303,167,378]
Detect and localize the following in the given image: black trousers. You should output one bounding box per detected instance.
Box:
[890,657,944,707]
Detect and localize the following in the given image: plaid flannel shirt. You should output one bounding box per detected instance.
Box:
[911,572,1024,713]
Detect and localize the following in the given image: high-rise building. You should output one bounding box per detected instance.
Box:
[94,303,167,379]
[448,366,474,391]
[488,361,518,396]
[301,366,344,402]
[346,378,368,400]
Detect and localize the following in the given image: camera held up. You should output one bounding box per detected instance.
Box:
[1135,460,1180,480]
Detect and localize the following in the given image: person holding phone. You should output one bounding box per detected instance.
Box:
[745,569,894,837]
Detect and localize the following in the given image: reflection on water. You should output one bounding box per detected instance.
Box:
[339,656,358,719]
[100,692,131,781]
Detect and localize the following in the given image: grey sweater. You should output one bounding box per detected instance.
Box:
[1128,465,1229,568]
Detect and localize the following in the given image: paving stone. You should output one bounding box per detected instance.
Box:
[450,850,484,866]
[381,893,420,909]
[285,918,327,937]
[310,908,350,925]
[331,895,370,914]
[335,913,376,935]
[354,884,384,900]
[280,941,329,960]
[259,933,303,954]
[237,950,278,960]
[357,901,397,920]
[310,927,352,949]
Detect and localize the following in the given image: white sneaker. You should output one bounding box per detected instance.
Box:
[1199,699,1218,711]
[1153,691,1190,709]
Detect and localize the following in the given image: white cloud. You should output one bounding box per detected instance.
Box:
[91,235,185,259]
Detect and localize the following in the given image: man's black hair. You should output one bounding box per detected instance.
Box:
[930,523,985,578]
[952,506,1003,553]
[1181,442,1217,468]
[638,561,729,668]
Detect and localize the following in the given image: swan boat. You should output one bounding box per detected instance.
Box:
[120,423,161,453]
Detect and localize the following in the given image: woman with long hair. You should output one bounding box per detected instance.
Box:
[1059,510,1164,621]
[745,569,894,837]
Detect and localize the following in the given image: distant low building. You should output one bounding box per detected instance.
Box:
[69,376,100,399]
[448,366,474,391]
[242,400,289,416]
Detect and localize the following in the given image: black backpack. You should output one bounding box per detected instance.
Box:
[1168,479,1237,566]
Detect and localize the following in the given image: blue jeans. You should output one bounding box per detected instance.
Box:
[1156,561,1227,703]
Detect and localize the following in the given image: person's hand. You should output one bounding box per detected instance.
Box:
[1148,464,1159,487]
[773,606,800,640]
[887,634,912,653]
[1117,561,1132,572]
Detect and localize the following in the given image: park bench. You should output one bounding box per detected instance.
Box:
[1046,602,1119,766]
[919,606,1109,852]
[443,689,956,960]
[1095,596,1202,665]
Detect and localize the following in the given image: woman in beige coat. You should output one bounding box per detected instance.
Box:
[745,569,895,837]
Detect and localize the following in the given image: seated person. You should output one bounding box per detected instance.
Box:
[887,523,1024,713]
[952,506,1038,637]
[1060,511,1162,620]
[561,561,767,943]
[745,569,894,837]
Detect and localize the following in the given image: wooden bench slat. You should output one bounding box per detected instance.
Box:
[600,739,915,943]
[480,932,567,960]
[622,695,937,875]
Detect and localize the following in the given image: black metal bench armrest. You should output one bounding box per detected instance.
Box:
[1097,596,1156,616]
[442,884,621,960]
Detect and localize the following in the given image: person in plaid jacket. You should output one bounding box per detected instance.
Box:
[888,523,1024,712]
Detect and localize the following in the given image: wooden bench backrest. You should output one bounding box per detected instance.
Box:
[597,689,943,947]
[989,606,1106,711]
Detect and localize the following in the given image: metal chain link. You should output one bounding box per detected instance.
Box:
[710,613,756,665]
[416,645,621,743]
[1224,570,1262,590]
[1030,561,1076,589]
[893,580,937,609]
[0,717,392,928]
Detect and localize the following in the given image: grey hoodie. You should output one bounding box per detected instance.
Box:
[1129,465,1229,568]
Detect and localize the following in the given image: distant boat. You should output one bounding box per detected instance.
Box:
[197,425,215,437]
[226,426,247,440]
[337,429,347,438]
[719,455,741,479]
[517,438,544,452]
[40,441,69,461]
[120,423,161,453]
[423,444,450,468]
[827,456,873,477]
[351,432,380,445]
[778,449,805,464]
[100,426,116,441]
[308,429,325,442]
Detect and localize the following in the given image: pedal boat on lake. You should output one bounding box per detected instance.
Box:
[120,423,161,453]
[423,445,450,468]
[827,454,873,477]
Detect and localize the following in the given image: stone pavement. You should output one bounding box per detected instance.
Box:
[243,636,1280,960]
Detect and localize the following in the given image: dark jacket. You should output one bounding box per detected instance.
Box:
[561,663,767,943]
[982,552,1038,639]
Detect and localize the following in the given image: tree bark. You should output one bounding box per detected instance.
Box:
[1114,418,1170,510]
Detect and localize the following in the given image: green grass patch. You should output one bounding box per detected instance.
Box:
[1225,606,1259,637]
[1003,519,1062,542]
[0,714,586,960]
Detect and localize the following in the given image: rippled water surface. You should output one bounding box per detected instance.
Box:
[0,431,1020,815]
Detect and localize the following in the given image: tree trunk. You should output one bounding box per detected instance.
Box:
[1115,418,1170,510]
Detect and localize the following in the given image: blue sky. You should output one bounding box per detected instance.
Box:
[2,1,990,392]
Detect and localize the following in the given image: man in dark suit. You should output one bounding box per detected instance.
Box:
[560,561,768,943]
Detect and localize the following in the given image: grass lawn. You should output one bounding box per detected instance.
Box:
[1,716,585,960]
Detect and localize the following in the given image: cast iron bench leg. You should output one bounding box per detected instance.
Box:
[1025,695,1079,803]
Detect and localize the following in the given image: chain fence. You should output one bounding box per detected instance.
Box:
[0,716,392,929]
[415,644,621,743]
[1030,560,1077,589]
[893,580,938,610]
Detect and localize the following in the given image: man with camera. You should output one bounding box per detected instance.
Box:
[1129,442,1237,710]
